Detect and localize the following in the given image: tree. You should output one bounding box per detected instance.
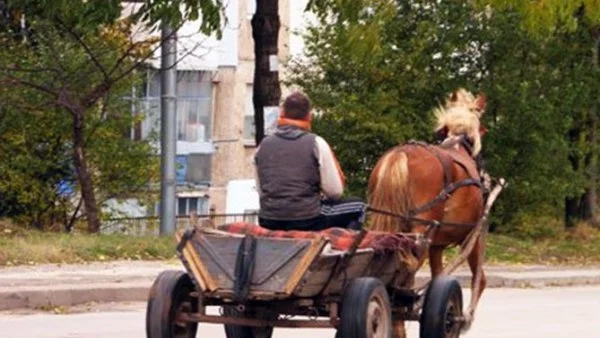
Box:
[251,0,375,145]
[0,0,224,232]
[291,0,600,234]
[251,0,281,145]
[290,0,490,196]
[476,0,600,227]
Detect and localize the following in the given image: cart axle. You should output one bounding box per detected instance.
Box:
[179,313,335,328]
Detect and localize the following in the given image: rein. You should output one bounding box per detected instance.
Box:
[366,206,477,227]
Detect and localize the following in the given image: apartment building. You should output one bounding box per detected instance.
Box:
[118,0,311,220]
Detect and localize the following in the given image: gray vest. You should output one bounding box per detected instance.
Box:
[255,125,321,220]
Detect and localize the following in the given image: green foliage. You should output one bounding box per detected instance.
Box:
[0,18,159,229]
[291,0,491,197]
[475,0,600,34]
[294,0,600,232]
[0,105,71,227]
[479,7,600,229]
[3,0,224,36]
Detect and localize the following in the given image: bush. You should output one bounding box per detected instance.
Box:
[505,213,563,240]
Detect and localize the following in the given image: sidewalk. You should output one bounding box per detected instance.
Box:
[1,260,600,311]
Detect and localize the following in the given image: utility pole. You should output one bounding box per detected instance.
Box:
[159,25,177,235]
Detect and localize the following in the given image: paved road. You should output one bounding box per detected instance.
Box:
[1,286,598,338]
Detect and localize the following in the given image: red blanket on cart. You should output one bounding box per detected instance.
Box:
[219,222,419,256]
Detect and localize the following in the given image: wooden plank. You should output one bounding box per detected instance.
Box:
[175,230,206,291]
[175,230,218,291]
[320,252,374,296]
[183,248,207,291]
[283,237,327,295]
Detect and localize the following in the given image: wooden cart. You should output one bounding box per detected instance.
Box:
[145,226,465,338]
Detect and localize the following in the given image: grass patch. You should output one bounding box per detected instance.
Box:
[447,223,600,265]
[0,221,176,266]
[1,220,600,266]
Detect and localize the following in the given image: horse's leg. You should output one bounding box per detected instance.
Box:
[392,320,406,338]
[392,241,447,338]
[428,246,445,277]
[464,235,486,330]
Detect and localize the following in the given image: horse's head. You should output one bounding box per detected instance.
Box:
[434,88,487,157]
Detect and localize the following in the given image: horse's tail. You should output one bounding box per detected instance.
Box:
[368,148,412,232]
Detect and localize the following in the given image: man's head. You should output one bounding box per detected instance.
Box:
[282,92,312,120]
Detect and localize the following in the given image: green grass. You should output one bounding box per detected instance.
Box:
[443,223,600,265]
[1,221,600,267]
[486,232,600,265]
[0,223,176,266]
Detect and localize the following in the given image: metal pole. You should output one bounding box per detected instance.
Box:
[160,25,177,235]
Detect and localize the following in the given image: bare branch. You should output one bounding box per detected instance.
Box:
[53,17,110,81]
[1,76,59,98]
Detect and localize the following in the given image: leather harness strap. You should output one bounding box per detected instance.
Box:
[370,139,484,227]
[409,177,482,216]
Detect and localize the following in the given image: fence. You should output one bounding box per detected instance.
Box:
[101,212,259,236]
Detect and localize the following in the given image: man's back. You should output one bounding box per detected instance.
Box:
[255,125,321,221]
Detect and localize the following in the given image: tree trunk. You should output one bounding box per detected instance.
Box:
[565,31,600,228]
[565,125,581,228]
[72,110,101,233]
[251,0,281,146]
[588,31,600,227]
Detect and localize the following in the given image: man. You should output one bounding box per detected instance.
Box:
[254,92,364,231]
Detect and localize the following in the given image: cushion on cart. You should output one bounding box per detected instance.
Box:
[219,222,418,255]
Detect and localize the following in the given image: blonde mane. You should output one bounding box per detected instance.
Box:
[434,88,486,156]
[444,88,485,118]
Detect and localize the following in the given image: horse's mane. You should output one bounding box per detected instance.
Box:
[433,88,486,156]
[444,88,485,118]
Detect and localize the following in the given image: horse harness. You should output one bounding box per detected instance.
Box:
[368,138,484,228]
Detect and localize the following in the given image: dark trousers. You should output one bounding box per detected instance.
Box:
[259,198,366,231]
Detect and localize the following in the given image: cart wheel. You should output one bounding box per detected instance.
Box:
[146,270,198,338]
[420,276,463,338]
[338,277,392,338]
[223,306,274,338]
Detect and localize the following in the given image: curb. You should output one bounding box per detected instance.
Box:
[415,274,600,289]
[0,283,150,311]
[2,274,600,311]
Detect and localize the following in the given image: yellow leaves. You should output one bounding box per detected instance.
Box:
[99,18,158,61]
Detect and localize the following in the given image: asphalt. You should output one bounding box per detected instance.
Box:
[1,260,600,311]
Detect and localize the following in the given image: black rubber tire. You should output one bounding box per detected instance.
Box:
[223,306,274,338]
[337,277,392,338]
[146,270,198,338]
[420,276,463,338]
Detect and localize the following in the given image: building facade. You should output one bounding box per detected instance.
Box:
[122,0,311,219]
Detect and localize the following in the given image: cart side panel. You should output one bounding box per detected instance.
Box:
[291,255,337,297]
[293,248,419,298]
[184,233,324,295]
[293,251,375,297]
[321,251,374,295]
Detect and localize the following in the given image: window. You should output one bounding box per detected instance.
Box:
[177,98,211,142]
[243,84,255,141]
[132,70,212,143]
[176,196,208,216]
[243,84,280,143]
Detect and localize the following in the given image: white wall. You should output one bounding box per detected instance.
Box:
[288,0,314,58]
[123,0,239,70]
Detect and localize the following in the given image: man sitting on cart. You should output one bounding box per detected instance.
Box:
[254,91,365,231]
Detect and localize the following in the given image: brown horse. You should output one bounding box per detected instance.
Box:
[368,89,487,334]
